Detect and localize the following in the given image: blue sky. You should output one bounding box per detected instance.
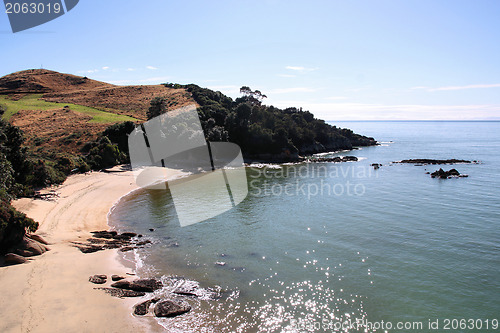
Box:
[1,0,500,120]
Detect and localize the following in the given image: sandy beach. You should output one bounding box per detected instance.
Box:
[0,167,185,333]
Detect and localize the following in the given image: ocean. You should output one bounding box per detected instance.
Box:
[110,121,500,332]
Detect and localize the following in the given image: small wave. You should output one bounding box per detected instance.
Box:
[247,163,282,169]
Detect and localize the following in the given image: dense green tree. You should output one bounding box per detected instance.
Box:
[147,97,167,120]
[181,84,376,161]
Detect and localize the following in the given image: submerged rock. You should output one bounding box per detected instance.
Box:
[154,300,191,317]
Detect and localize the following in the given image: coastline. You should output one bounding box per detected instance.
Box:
[0,166,186,333]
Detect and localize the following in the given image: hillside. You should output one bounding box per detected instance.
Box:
[0,69,114,95]
[0,69,194,121]
[0,69,376,164]
[0,69,194,157]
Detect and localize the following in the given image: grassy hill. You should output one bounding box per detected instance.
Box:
[0,69,195,157]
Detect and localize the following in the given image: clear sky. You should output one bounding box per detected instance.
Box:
[1,0,500,120]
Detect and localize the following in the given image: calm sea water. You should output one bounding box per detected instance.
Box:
[110,121,500,332]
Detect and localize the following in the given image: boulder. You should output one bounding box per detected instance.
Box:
[111,275,125,281]
[430,168,467,179]
[27,234,49,245]
[133,298,159,316]
[15,237,48,257]
[342,156,358,162]
[111,278,163,292]
[154,300,191,317]
[89,275,107,284]
[134,300,152,316]
[4,253,27,265]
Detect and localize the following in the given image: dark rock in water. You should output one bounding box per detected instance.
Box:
[119,246,134,252]
[133,297,160,316]
[342,155,358,162]
[89,275,107,284]
[113,234,133,241]
[430,168,468,179]
[111,275,125,281]
[149,228,155,232]
[4,253,27,265]
[136,240,152,246]
[137,234,143,238]
[154,300,191,317]
[371,163,381,169]
[134,300,152,316]
[394,159,473,165]
[91,230,117,239]
[73,230,144,254]
[96,287,146,298]
[111,278,163,292]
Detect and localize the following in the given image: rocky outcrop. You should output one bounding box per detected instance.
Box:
[394,159,474,165]
[302,155,358,163]
[6,235,50,259]
[111,274,125,281]
[4,253,28,265]
[430,168,468,179]
[89,274,107,284]
[154,300,191,317]
[27,234,49,245]
[110,278,163,292]
[72,230,149,254]
[133,298,160,316]
[95,287,146,298]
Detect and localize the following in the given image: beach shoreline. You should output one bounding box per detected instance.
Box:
[0,166,187,333]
